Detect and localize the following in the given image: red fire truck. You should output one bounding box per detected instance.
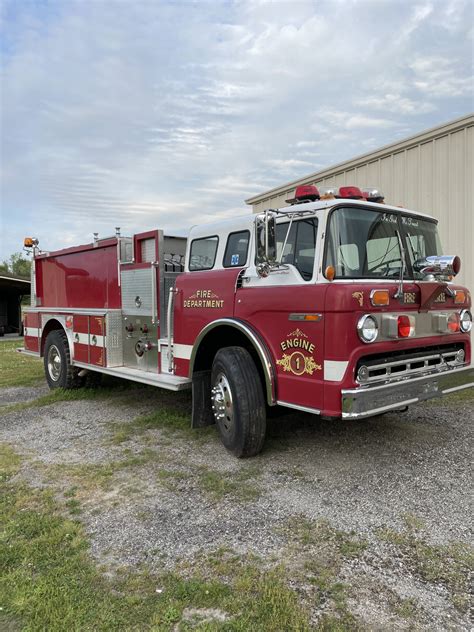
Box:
[22,185,473,457]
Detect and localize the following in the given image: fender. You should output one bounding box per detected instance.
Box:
[40,314,73,358]
[189,317,277,406]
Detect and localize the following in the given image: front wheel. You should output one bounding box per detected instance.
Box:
[211,346,266,457]
[43,329,81,389]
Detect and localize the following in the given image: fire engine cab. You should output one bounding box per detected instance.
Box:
[22,185,474,457]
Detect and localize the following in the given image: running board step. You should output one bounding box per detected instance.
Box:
[73,362,191,390]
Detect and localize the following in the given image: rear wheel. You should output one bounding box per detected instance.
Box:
[211,346,266,457]
[43,329,81,389]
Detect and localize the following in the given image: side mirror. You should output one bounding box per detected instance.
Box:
[255,211,277,276]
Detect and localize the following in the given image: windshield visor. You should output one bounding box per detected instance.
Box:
[325,207,442,280]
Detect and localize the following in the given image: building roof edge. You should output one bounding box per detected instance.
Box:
[245,113,474,205]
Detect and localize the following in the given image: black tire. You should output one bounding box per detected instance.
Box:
[211,346,266,457]
[0,326,4,337]
[43,329,81,389]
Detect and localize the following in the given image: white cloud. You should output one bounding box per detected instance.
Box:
[0,0,473,257]
[355,94,436,114]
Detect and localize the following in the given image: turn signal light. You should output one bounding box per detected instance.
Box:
[447,313,460,333]
[454,290,466,304]
[398,315,415,338]
[324,265,335,281]
[370,289,390,306]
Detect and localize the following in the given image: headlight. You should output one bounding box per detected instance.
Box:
[357,314,379,343]
[460,310,472,333]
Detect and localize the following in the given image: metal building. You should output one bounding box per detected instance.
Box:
[246,114,474,291]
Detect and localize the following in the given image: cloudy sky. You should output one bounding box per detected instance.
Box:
[1,0,472,259]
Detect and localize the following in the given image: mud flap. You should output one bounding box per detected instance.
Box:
[191,370,215,428]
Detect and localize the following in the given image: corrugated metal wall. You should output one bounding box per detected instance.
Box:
[247,115,474,291]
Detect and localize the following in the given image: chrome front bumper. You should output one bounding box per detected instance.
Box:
[341,364,474,419]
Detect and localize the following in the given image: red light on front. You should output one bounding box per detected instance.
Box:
[339,186,364,199]
[452,256,461,276]
[447,313,460,333]
[286,184,320,204]
[398,315,415,338]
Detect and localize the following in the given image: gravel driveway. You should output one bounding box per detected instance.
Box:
[1,381,472,630]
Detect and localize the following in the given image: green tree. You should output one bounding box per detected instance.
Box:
[0,252,31,278]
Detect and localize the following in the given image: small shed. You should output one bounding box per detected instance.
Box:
[0,273,31,336]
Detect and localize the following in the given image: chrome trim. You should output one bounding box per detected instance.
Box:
[40,313,73,359]
[16,348,40,358]
[72,361,191,390]
[276,400,321,415]
[158,229,165,337]
[167,286,176,373]
[26,307,109,315]
[151,261,159,325]
[188,317,277,406]
[342,364,474,419]
[356,350,464,385]
[368,310,466,342]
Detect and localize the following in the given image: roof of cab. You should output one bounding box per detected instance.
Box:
[188,199,436,239]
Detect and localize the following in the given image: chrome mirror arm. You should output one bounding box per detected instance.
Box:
[393,230,405,302]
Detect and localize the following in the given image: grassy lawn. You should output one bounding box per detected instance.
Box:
[0,445,311,632]
[0,339,44,388]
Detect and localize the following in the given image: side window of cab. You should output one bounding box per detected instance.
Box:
[276,218,318,280]
[223,230,250,267]
[189,236,219,271]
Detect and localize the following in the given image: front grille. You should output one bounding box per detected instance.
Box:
[356,344,465,385]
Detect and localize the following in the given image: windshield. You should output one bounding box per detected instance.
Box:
[325,207,442,279]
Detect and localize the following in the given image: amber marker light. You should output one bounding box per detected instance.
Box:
[24,237,34,247]
[370,289,390,307]
[324,265,335,281]
[454,290,466,304]
[304,314,321,321]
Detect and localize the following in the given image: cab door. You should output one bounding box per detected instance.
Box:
[234,217,327,412]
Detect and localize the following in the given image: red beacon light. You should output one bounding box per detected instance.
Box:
[319,186,365,200]
[338,186,365,199]
[286,184,320,205]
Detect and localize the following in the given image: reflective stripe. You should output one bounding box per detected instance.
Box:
[73,332,105,348]
[24,327,41,338]
[324,360,349,381]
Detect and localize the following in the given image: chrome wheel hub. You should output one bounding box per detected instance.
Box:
[47,345,62,381]
[211,372,234,434]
